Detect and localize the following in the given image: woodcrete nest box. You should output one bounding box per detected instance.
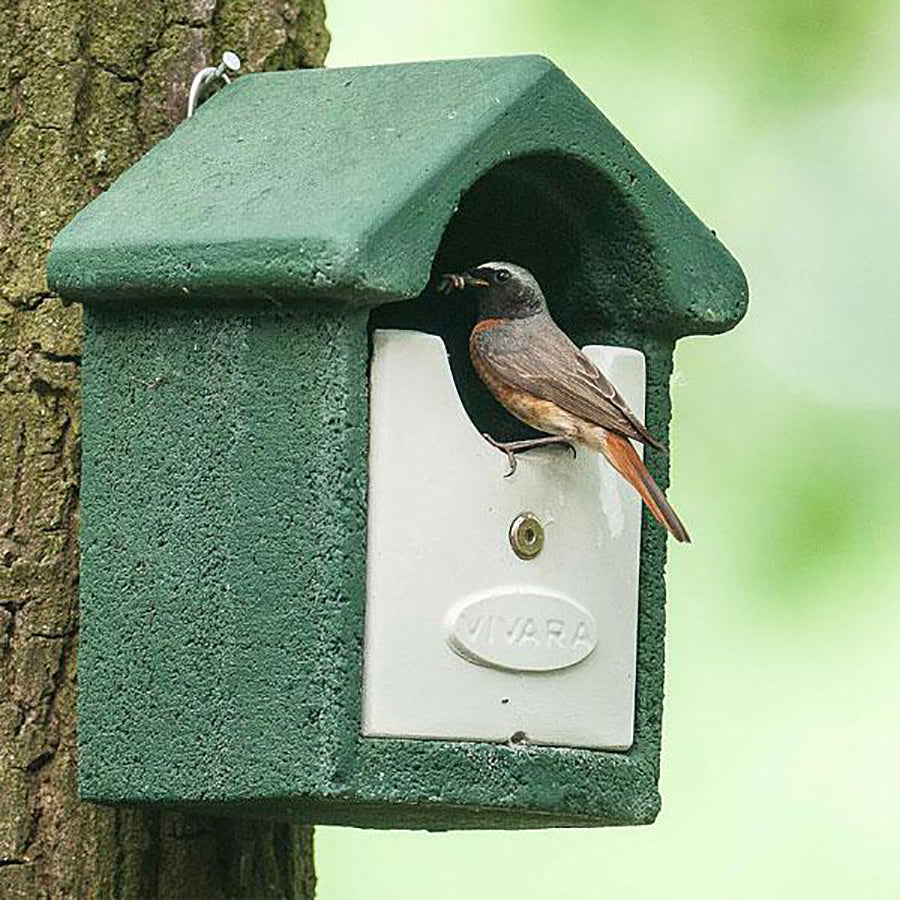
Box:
[47,56,747,829]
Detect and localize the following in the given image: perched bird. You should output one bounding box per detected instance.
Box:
[438,261,690,543]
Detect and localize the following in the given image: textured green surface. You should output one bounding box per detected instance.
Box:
[48,56,746,336]
[50,56,747,829]
[78,302,668,829]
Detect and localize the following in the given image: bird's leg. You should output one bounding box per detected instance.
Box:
[481,433,577,477]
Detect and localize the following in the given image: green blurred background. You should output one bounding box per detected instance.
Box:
[316,2,900,897]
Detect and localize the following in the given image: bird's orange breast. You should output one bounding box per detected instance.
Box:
[469,321,576,437]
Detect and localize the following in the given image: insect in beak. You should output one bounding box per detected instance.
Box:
[437,272,490,293]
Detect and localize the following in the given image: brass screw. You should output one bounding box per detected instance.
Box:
[509,512,544,560]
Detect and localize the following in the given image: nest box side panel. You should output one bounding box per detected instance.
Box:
[327,327,671,830]
[77,300,369,806]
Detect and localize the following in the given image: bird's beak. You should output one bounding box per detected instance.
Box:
[437,271,489,293]
[466,268,491,287]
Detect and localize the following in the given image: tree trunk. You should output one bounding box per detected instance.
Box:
[0,3,329,897]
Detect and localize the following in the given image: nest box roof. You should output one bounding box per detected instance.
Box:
[47,55,746,337]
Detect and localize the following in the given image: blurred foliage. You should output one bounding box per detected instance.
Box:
[530,0,892,105]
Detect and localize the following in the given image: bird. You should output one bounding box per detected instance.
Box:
[438,261,690,543]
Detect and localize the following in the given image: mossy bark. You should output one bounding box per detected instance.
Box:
[0,2,328,897]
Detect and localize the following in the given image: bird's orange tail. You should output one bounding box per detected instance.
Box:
[599,431,691,543]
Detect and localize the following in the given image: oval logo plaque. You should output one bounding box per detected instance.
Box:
[446,589,597,672]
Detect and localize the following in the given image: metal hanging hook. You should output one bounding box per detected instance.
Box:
[187,51,241,118]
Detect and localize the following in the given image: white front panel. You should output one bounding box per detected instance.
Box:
[362,329,644,750]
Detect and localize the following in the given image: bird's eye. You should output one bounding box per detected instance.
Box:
[495,269,511,283]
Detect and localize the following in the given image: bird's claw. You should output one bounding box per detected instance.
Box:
[481,432,576,477]
[482,432,518,476]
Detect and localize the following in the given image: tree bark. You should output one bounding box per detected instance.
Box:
[0,2,328,897]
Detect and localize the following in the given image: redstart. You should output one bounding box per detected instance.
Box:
[438,261,690,543]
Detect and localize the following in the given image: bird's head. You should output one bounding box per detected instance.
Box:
[438,261,547,321]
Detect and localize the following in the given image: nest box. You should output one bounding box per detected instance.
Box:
[47,56,747,829]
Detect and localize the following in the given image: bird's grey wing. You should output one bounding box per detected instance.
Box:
[473,319,666,450]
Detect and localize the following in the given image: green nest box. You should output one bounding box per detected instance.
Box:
[48,56,746,829]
